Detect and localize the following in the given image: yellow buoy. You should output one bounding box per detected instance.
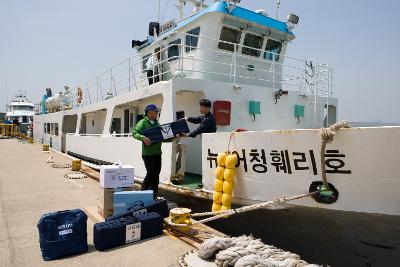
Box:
[223,168,235,182]
[212,203,222,212]
[221,193,233,206]
[217,152,227,167]
[214,179,223,192]
[213,191,222,204]
[214,166,225,179]
[225,153,238,169]
[222,181,234,194]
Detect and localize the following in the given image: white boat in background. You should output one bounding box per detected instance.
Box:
[32,1,400,266]
[6,90,34,133]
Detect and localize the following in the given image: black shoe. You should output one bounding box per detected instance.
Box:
[196,183,203,189]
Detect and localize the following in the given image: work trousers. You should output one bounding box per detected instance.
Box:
[142,154,162,199]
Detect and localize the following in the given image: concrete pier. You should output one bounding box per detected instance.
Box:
[0,139,191,266]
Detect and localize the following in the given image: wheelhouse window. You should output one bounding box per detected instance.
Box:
[264,39,282,61]
[168,39,181,62]
[185,27,200,53]
[218,26,241,52]
[242,33,263,57]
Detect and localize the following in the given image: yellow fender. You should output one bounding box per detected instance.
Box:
[212,152,238,213]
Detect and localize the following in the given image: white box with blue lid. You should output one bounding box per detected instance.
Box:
[100,164,134,189]
[113,190,154,215]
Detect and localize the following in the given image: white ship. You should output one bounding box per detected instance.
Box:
[6,90,35,133]
[32,1,400,266]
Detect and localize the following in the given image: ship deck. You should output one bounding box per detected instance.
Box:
[0,139,193,266]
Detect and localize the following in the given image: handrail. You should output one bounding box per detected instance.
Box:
[70,31,333,109]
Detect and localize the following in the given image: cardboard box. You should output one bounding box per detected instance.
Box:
[100,165,134,188]
[113,190,154,215]
[97,187,135,213]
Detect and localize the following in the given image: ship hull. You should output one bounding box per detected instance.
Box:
[161,189,400,267]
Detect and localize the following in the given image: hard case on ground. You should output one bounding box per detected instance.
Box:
[93,212,163,251]
[106,198,169,221]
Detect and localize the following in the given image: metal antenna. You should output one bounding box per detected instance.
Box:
[158,0,161,23]
[276,0,281,20]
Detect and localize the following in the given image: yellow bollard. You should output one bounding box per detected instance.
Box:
[43,144,49,152]
[169,208,192,232]
[71,159,82,171]
[28,137,34,144]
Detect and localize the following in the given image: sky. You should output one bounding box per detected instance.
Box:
[0,0,399,123]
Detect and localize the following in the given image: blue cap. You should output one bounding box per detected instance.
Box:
[144,104,160,113]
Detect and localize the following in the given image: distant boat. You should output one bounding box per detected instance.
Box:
[6,90,34,133]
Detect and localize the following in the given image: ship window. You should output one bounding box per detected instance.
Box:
[130,113,134,127]
[142,54,151,71]
[218,26,241,52]
[242,33,263,57]
[46,123,50,133]
[168,39,181,62]
[44,123,46,133]
[55,123,59,136]
[185,27,200,53]
[22,116,28,123]
[264,39,282,61]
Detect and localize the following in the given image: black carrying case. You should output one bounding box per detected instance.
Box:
[93,212,163,251]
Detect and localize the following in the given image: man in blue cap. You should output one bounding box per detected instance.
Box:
[132,104,167,198]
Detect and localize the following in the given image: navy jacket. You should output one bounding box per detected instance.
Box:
[187,112,217,138]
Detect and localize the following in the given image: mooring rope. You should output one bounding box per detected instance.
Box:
[166,192,315,227]
[319,120,350,189]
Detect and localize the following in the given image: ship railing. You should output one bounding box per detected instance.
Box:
[71,32,333,109]
[65,132,133,137]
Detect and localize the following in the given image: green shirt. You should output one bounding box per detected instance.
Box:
[132,116,162,155]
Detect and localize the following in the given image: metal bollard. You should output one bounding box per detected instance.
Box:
[71,159,82,171]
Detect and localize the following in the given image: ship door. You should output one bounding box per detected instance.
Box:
[111,118,121,134]
[124,109,129,134]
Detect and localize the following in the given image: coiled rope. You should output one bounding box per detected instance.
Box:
[198,235,320,267]
[45,152,85,179]
[64,171,87,179]
[52,163,72,169]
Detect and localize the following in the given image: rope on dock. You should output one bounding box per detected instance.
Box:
[64,171,87,179]
[166,192,315,227]
[198,235,320,267]
[51,163,72,169]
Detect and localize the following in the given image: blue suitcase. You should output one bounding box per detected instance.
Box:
[141,119,190,142]
[106,198,169,221]
[113,190,154,215]
[37,209,88,261]
[93,212,163,251]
